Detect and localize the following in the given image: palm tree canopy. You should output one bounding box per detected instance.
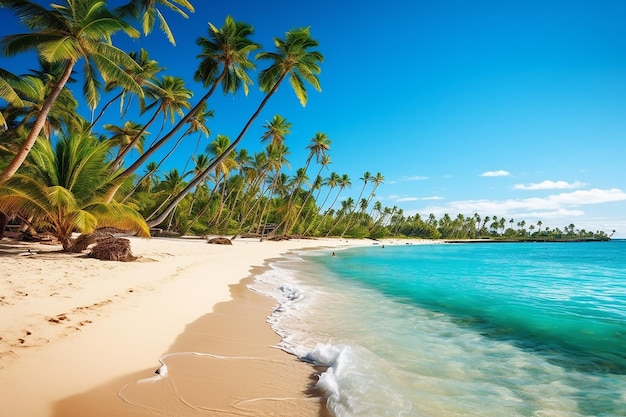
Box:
[257,26,323,106]
[24,131,114,202]
[261,114,292,147]
[144,75,193,123]
[116,0,195,45]
[194,15,260,95]
[1,0,143,110]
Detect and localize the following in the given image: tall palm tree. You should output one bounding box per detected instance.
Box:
[148,26,323,227]
[290,153,331,234]
[0,132,149,250]
[205,134,237,228]
[304,171,339,235]
[324,173,351,237]
[116,0,194,45]
[341,171,371,236]
[0,0,142,183]
[113,75,192,167]
[104,75,192,201]
[90,48,164,130]
[283,132,330,234]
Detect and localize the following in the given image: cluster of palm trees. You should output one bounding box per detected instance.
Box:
[0,0,397,249]
[393,213,611,241]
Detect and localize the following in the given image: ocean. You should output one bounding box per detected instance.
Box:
[251,240,626,417]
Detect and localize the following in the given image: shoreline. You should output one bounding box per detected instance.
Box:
[0,235,395,416]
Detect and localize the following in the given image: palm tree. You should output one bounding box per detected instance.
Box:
[148,26,323,227]
[116,0,194,45]
[103,121,147,164]
[304,171,339,235]
[289,153,331,234]
[205,134,237,228]
[0,132,149,250]
[104,75,193,201]
[261,114,292,147]
[90,48,164,130]
[341,171,371,236]
[284,132,331,234]
[0,0,142,183]
[324,174,351,237]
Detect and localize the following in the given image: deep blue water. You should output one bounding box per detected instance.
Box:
[253,240,626,416]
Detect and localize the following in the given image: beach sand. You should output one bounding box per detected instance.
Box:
[0,235,375,417]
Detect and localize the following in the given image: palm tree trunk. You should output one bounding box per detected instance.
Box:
[0,60,76,183]
[147,72,288,228]
[89,90,123,131]
[111,105,161,169]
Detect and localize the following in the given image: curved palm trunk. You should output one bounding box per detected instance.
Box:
[0,61,75,183]
[340,183,368,238]
[289,164,324,234]
[110,105,161,170]
[302,184,328,235]
[121,126,193,203]
[324,187,345,237]
[147,72,288,228]
[89,90,123,131]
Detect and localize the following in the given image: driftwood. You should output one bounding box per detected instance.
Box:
[207,237,232,245]
[88,237,136,261]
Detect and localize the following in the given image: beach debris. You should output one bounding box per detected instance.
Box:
[207,237,232,245]
[88,237,136,261]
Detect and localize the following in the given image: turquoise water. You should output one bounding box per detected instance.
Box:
[252,241,626,417]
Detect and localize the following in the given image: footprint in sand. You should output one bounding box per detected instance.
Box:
[5,330,49,348]
[47,314,69,324]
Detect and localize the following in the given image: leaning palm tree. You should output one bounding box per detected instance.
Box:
[112,74,193,169]
[148,26,323,227]
[116,0,195,45]
[285,132,331,234]
[0,133,149,251]
[90,48,164,130]
[341,171,371,237]
[0,0,142,183]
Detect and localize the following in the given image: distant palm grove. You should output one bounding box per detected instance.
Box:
[0,0,611,250]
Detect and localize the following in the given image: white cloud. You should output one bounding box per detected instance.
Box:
[480,170,510,177]
[410,188,626,227]
[391,195,443,203]
[399,175,428,182]
[514,180,587,190]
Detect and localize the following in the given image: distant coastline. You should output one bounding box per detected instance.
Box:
[443,237,612,244]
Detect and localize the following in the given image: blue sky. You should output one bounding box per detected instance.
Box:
[2,1,626,237]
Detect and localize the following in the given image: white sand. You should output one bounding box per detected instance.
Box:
[0,235,385,417]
